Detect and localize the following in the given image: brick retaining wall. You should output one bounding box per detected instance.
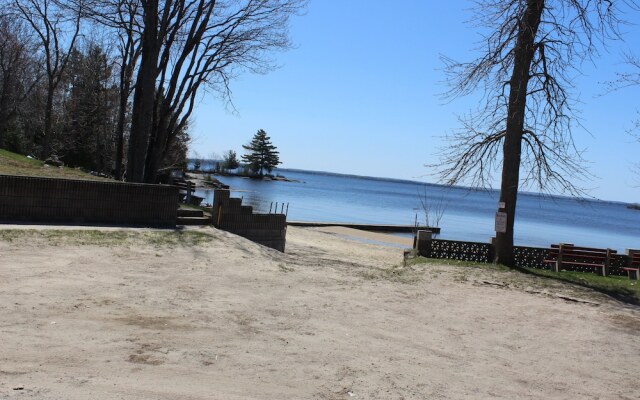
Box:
[0,175,178,227]
[212,189,287,252]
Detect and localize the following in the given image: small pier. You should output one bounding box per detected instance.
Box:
[287,221,440,234]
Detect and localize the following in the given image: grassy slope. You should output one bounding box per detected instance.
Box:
[0,149,110,181]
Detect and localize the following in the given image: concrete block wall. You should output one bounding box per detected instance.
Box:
[0,175,178,227]
[212,189,287,252]
[414,233,631,276]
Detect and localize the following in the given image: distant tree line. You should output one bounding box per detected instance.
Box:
[0,0,304,182]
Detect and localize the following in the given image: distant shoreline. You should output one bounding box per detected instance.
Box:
[187,160,634,206]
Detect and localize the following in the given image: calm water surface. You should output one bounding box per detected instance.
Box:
[194,169,640,251]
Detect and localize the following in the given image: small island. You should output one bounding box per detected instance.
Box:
[188,129,300,184]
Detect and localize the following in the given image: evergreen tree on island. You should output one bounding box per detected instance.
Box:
[242,129,281,176]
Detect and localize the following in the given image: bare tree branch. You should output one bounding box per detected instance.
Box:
[433,0,636,265]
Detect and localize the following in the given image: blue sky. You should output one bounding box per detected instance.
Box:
[189,0,640,203]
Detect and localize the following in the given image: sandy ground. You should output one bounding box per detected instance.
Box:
[0,225,639,399]
[314,226,413,248]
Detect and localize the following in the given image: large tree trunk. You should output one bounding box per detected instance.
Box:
[143,102,171,183]
[126,0,159,183]
[494,0,544,266]
[143,129,168,183]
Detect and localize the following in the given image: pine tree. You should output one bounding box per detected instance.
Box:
[222,149,240,171]
[242,129,281,176]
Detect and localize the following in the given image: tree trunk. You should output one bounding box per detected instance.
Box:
[126,0,159,183]
[42,80,55,158]
[494,0,544,266]
[114,28,138,180]
[0,72,13,148]
[114,91,126,179]
[114,71,131,180]
[143,131,166,183]
[143,103,171,183]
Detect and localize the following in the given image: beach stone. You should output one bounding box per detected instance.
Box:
[44,155,63,167]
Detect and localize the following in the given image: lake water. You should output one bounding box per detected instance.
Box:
[194,168,640,251]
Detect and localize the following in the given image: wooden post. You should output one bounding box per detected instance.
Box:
[603,248,611,277]
[186,181,192,205]
[212,189,229,228]
[625,249,640,280]
[554,243,565,273]
[488,237,496,262]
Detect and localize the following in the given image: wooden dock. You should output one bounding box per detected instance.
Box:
[287,221,441,234]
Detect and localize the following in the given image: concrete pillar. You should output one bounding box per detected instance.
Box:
[416,230,432,257]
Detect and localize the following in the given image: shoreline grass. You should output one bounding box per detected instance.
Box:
[410,256,640,305]
[521,267,640,305]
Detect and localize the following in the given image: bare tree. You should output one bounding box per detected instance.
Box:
[607,52,640,178]
[72,0,305,182]
[112,0,142,179]
[124,0,306,183]
[418,186,447,230]
[435,0,635,266]
[125,0,158,182]
[0,15,39,148]
[12,0,84,158]
[65,0,143,178]
[610,53,640,92]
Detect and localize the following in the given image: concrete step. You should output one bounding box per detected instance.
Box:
[176,216,211,226]
[177,209,204,218]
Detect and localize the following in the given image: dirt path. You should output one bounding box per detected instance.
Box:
[0,226,638,399]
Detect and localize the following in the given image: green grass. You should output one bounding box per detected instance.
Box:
[523,268,640,305]
[0,149,109,181]
[410,256,640,305]
[0,149,43,166]
[408,256,510,271]
[0,229,217,247]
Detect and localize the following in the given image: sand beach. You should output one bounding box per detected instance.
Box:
[0,225,639,399]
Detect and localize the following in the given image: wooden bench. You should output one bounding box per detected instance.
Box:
[543,244,616,277]
[623,252,640,280]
